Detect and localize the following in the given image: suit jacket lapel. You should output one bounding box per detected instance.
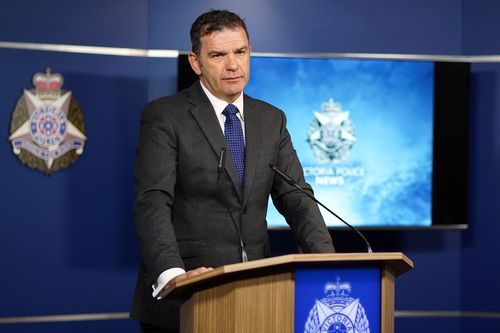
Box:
[242,96,261,206]
[187,82,244,202]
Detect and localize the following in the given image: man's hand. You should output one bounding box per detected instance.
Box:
[165,266,213,289]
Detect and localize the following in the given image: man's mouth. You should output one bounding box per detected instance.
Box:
[223,76,241,82]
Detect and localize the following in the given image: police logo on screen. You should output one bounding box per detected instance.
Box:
[9,69,87,174]
[307,98,356,163]
[304,276,370,333]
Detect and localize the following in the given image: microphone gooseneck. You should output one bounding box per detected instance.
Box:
[269,164,373,253]
[217,148,248,262]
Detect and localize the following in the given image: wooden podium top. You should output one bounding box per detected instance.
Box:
[160,252,413,298]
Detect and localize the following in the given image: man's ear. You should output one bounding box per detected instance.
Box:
[188,52,202,76]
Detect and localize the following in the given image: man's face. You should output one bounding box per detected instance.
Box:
[189,26,251,103]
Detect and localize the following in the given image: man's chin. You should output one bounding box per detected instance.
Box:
[223,87,245,99]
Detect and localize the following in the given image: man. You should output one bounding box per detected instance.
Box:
[131,9,334,333]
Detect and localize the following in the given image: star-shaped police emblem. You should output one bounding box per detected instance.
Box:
[307,98,356,163]
[9,69,87,174]
[304,277,370,333]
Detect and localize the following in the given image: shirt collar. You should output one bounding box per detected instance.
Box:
[200,80,244,119]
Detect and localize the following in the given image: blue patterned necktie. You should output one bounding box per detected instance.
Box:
[222,104,245,193]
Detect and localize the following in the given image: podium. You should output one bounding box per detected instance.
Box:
[162,253,413,333]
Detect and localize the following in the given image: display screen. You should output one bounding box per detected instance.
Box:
[247,57,433,227]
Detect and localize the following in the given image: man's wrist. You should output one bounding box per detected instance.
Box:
[152,267,185,299]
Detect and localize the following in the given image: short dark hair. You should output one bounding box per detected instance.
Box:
[190,9,249,54]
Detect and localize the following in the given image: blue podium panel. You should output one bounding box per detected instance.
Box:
[295,265,381,333]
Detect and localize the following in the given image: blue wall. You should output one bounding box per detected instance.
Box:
[1,0,499,332]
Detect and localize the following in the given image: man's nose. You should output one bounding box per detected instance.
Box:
[225,54,238,70]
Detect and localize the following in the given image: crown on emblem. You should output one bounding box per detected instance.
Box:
[32,68,63,100]
[321,98,342,113]
[324,276,352,297]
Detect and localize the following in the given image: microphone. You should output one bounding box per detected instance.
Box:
[217,148,248,262]
[269,164,373,253]
[217,147,226,173]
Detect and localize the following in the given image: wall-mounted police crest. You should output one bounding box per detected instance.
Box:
[9,69,87,174]
[304,276,370,333]
[307,98,356,163]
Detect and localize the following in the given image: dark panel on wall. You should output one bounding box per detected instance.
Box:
[147,58,179,101]
[461,63,500,311]
[0,0,148,48]
[0,49,147,318]
[148,0,463,54]
[463,0,500,54]
[0,319,137,333]
[396,317,461,332]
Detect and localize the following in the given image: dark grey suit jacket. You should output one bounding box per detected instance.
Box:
[130,81,334,328]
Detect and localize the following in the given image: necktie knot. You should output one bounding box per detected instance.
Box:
[223,104,239,116]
